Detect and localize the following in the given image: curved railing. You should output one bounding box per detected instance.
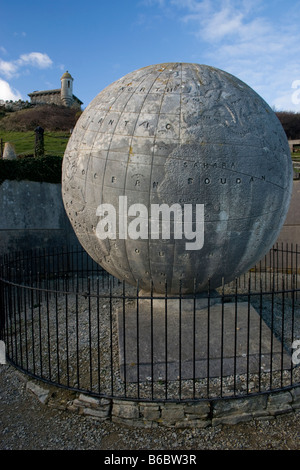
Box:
[1,244,300,403]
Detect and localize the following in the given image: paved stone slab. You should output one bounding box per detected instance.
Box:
[117,300,291,382]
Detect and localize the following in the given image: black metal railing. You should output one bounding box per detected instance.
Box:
[0,243,300,403]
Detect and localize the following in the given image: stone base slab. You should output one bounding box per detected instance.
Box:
[117,300,291,382]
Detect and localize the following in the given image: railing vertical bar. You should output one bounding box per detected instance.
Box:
[192,279,196,400]
[178,280,182,401]
[23,285,29,371]
[207,280,210,398]
[55,274,60,384]
[246,277,251,394]
[97,277,101,395]
[281,243,284,290]
[165,280,168,400]
[6,282,13,362]
[286,243,289,290]
[271,246,275,292]
[38,275,43,378]
[75,275,80,390]
[291,243,294,286]
[81,250,84,291]
[270,245,273,288]
[233,278,238,395]
[270,274,275,390]
[276,244,279,290]
[121,280,126,396]
[220,278,225,397]
[258,279,263,392]
[136,280,140,399]
[46,273,51,380]
[12,280,18,365]
[291,274,296,386]
[150,280,154,400]
[30,273,36,376]
[65,276,70,387]
[296,243,299,299]
[88,277,93,391]
[281,275,285,388]
[110,280,115,397]
[17,282,23,369]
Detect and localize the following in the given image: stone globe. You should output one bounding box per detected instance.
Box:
[62,63,293,294]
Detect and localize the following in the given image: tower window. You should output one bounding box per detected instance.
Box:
[68,81,70,88]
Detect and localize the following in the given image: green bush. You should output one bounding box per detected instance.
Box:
[0,155,63,185]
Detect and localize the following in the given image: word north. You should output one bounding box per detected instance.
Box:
[96,196,204,251]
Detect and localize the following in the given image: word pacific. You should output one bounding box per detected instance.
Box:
[95,196,205,251]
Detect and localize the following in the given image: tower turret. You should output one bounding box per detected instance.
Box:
[60,71,74,107]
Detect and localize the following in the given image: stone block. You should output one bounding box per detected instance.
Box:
[72,398,85,408]
[112,400,139,419]
[267,391,293,415]
[161,404,185,422]
[184,402,210,419]
[82,407,110,419]
[291,387,300,407]
[174,418,211,429]
[26,381,49,404]
[139,403,161,421]
[78,393,100,405]
[212,395,267,417]
[212,412,253,426]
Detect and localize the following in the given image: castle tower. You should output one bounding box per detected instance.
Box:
[60,71,74,107]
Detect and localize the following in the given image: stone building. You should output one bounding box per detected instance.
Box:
[28,71,82,109]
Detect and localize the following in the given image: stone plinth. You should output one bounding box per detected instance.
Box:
[117,299,291,382]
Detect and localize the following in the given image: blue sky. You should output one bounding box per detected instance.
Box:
[1,0,300,111]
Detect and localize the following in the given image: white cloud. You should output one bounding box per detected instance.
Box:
[176,0,270,43]
[0,79,22,101]
[0,51,53,101]
[0,52,53,80]
[149,0,300,110]
[13,32,27,38]
[17,52,53,69]
[0,59,18,79]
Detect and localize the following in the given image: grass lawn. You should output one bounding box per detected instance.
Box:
[0,130,70,157]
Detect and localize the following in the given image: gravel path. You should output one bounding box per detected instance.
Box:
[1,364,300,451]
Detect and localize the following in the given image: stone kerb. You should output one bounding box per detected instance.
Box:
[20,373,300,428]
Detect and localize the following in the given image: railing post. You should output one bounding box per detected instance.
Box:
[34,126,44,157]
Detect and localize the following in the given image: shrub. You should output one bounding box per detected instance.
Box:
[0,155,63,185]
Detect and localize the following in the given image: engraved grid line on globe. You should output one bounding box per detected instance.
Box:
[101,66,175,281]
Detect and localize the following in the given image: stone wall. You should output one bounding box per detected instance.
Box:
[28,92,82,110]
[0,180,79,257]
[29,92,63,107]
[24,375,300,428]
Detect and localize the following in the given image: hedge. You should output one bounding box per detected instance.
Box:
[0,155,63,185]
